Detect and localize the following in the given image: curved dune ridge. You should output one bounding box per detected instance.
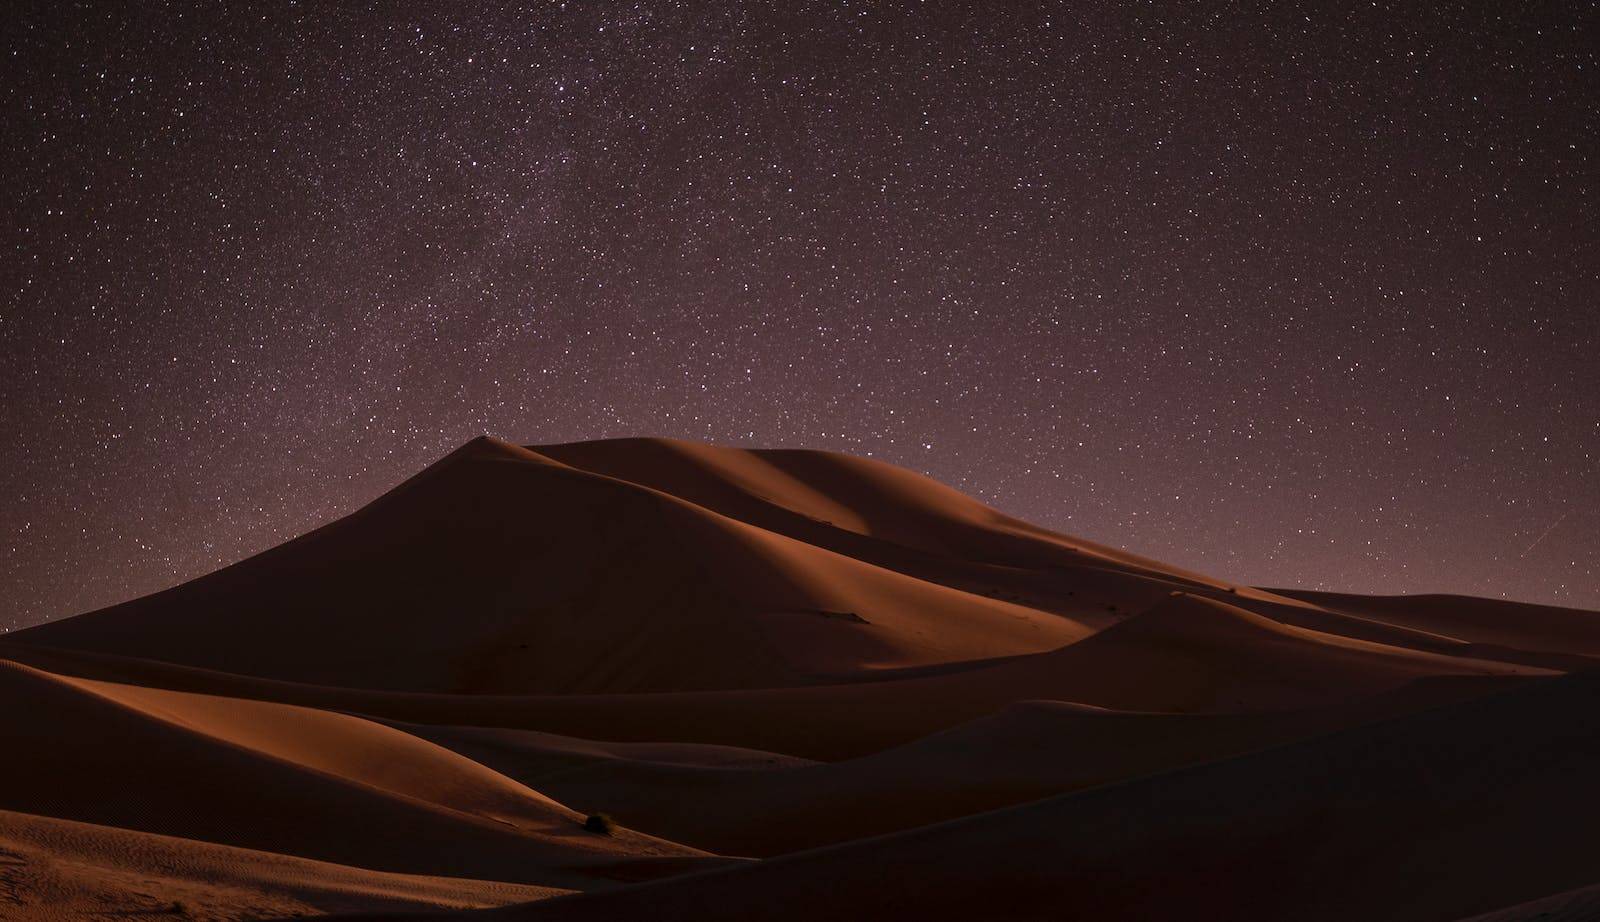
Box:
[532,437,1222,584]
[4,436,1598,920]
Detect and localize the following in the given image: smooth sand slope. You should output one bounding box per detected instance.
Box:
[345,670,1600,922]
[0,660,716,891]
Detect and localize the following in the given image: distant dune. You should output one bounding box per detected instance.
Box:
[4,437,1596,919]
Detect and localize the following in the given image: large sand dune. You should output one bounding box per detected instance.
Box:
[5,437,1595,920]
[18,438,1091,694]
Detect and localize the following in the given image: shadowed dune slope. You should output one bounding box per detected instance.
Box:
[15,438,1087,694]
[393,674,1518,856]
[334,669,1600,922]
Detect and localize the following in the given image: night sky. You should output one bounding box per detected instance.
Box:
[3,2,1596,630]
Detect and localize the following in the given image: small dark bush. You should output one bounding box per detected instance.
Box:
[584,813,616,834]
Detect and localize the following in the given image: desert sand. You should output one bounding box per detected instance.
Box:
[4,437,1596,920]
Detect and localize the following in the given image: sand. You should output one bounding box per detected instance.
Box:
[0,808,564,921]
[5,436,1596,920]
[340,671,1600,922]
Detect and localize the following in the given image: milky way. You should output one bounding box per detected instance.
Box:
[3,2,1596,628]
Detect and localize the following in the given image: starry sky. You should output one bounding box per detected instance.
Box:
[3,1,1597,630]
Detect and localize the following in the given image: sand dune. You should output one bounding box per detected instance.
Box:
[1273,589,1600,658]
[0,808,564,921]
[1,594,1546,764]
[392,673,1517,856]
[25,438,1573,701]
[0,659,715,890]
[352,670,1600,922]
[6,437,1596,921]
[534,437,1226,585]
[1044,592,1544,710]
[18,437,1090,694]
[2,596,1540,771]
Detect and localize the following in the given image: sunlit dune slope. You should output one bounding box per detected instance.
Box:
[534,437,1223,584]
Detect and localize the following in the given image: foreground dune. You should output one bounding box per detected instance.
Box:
[0,660,716,890]
[340,670,1600,922]
[6,437,1597,920]
[390,673,1520,856]
[0,809,563,921]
